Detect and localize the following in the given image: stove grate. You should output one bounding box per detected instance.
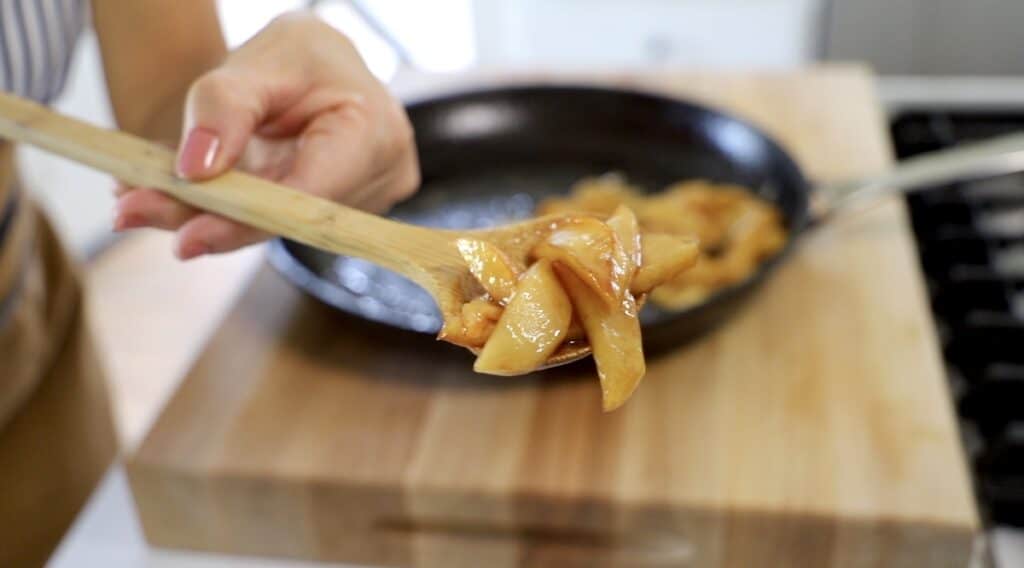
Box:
[893,112,1024,527]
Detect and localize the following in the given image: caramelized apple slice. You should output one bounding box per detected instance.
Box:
[455,238,522,305]
[566,317,586,341]
[439,298,503,348]
[532,217,627,306]
[606,205,641,287]
[555,264,645,411]
[535,174,642,217]
[630,233,701,294]
[474,259,572,376]
[650,283,712,310]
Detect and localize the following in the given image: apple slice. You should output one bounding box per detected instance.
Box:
[438,298,503,348]
[535,174,641,216]
[555,264,645,412]
[532,217,627,306]
[474,259,572,376]
[650,284,712,311]
[630,233,701,294]
[606,205,641,286]
[456,238,522,305]
[566,317,586,341]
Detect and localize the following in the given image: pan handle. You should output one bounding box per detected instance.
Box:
[812,132,1024,220]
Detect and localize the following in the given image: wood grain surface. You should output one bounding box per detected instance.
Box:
[127,66,979,567]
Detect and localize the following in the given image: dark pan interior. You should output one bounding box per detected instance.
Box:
[268,85,811,349]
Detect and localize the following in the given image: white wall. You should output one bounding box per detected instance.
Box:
[472,0,825,68]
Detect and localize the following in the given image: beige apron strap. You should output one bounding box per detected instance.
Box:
[0,280,117,568]
[0,141,117,566]
[0,159,83,433]
[0,143,41,427]
[0,143,10,206]
[0,192,36,324]
[0,143,29,311]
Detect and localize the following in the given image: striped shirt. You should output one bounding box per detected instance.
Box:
[0,0,87,312]
[0,0,88,104]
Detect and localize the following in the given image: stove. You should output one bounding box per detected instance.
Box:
[892,112,1024,532]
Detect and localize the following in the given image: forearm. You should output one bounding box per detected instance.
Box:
[128,82,194,144]
[91,0,226,142]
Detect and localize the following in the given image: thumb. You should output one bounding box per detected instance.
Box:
[176,72,265,180]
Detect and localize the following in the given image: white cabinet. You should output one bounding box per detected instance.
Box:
[472,0,826,68]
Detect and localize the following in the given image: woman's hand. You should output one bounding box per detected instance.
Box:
[113,13,419,260]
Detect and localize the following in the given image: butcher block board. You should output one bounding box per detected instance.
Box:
[127,67,979,567]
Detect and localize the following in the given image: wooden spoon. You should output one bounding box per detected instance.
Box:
[0,91,589,368]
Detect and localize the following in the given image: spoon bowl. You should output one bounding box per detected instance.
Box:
[381,213,596,368]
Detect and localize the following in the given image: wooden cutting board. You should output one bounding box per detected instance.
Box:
[127,67,979,567]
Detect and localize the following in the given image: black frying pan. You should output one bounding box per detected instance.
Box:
[268,85,811,352]
[268,85,1024,352]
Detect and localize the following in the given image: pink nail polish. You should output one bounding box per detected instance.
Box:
[176,127,221,178]
[176,240,210,260]
[113,213,143,232]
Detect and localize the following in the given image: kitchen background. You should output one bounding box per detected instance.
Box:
[33,1,1024,567]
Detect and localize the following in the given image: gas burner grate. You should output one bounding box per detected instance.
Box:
[892,112,1024,527]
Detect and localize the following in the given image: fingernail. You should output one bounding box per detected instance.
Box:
[113,212,144,232]
[176,127,220,178]
[176,240,210,260]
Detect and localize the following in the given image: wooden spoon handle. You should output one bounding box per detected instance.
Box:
[0,90,442,277]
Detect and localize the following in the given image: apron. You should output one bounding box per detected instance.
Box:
[0,143,117,567]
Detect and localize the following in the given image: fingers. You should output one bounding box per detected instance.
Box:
[113,188,266,260]
[143,16,421,261]
[167,70,282,258]
[174,213,267,260]
[114,189,198,231]
[176,71,266,180]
